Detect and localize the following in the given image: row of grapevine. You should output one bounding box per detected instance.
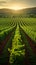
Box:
[8,25,25,65]
[19,26,36,65]
[0,18,17,64]
[20,18,36,42]
[0,25,16,64]
[0,26,16,41]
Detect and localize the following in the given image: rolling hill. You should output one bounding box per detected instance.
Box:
[0,7,36,18]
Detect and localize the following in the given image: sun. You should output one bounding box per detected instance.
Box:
[10,5,23,10]
[12,6,20,10]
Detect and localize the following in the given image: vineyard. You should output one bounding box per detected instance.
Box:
[0,18,36,65]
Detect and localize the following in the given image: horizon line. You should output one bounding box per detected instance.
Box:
[0,6,36,11]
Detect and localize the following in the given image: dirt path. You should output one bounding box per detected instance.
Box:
[0,27,16,65]
[0,32,12,54]
[20,26,36,54]
[24,31,36,55]
[20,27,36,65]
[24,31,36,65]
[0,27,16,55]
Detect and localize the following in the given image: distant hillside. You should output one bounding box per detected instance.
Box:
[0,9,14,18]
[20,7,36,17]
[0,7,36,18]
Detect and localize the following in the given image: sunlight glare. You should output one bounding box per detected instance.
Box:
[10,6,24,10]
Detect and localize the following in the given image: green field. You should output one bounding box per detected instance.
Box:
[0,18,36,65]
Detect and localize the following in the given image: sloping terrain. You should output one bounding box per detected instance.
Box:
[0,7,36,17]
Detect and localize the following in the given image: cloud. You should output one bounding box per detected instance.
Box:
[0,1,7,6]
[0,0,36,8]
[0,1,7,3]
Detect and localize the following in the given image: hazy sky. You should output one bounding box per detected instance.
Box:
[0,0,36,10]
